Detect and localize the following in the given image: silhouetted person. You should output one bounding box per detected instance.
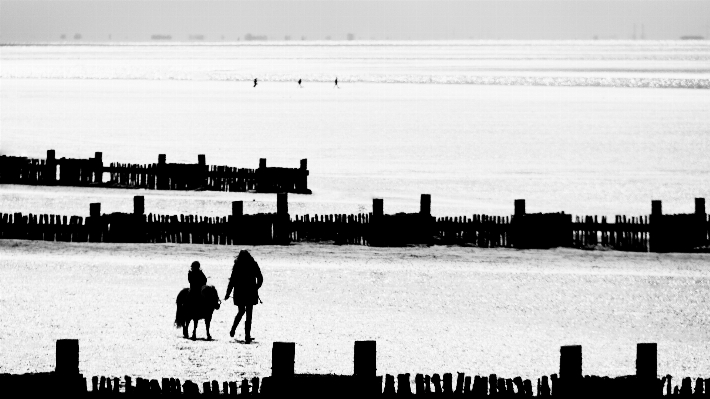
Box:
[334,77,339,88]
[253,78,258,87]
[225,250,263,343]
[298,79,302,87]
[188,261,207,302]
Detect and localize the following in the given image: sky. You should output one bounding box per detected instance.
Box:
[1,0,709,42]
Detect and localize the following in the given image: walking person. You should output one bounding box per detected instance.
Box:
[334,77,339,88]
[298,78,302,87]
[225,250,263,343]
[253,78,258,87]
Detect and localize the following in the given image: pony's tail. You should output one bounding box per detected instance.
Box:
[175,289,187,328]
[175,303,184,328]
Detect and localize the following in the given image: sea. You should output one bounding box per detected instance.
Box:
[1,41,710,385]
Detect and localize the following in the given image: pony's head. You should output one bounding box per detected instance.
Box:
[203,285,221,310]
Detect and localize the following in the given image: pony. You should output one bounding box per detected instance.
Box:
[175,285,221,340]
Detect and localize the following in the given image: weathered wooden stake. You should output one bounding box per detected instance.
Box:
[134,196,144,215]
[558,346,581,395]
[420,194,431,216]
[232,201,243,217]
[354,340,376,376]
[277,193,288,215]
[272,342,295,377]
[637,343,657,379]
[373,199,383,218]
[90,203,101,218]
[56,339,79,375]
[514,199,526,217]
[696,198,706,215]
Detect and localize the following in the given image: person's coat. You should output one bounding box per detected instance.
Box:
[226,252,263,306]
[188,269,207,291]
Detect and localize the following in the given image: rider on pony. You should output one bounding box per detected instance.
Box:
[188,261,208,303]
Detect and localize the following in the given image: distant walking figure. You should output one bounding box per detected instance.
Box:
[298,79,302,87]
[253,78,258,87]
[334,77,339,88]
[225,250,263,343]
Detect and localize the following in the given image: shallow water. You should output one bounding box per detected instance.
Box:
[1,241,710,382]
[1,42,710,217]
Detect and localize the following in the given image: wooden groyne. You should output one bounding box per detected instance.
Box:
[0,339,703,396]
[0,195,708,253]
[0,150,311,194]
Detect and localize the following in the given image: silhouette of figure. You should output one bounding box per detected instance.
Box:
[225,250,263,343]
[188,261,207,299]
[298,79,302,87]
[334,77,339,88]
[175,284,220,341]
[253,78,258,87]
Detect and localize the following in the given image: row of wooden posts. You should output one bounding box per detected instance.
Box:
[0,194,708,252]
[2,339,704,396]
[0,150,311,194]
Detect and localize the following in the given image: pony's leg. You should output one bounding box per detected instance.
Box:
[192,319,199,340]
[205,316,212,341]
[183,320,189,339]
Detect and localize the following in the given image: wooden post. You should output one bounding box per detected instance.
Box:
[56,339,79,375]
[198,154,206,165]
[559,345,582,396]
[415,374,424,395]
[259,158,267,169]
[89,203,100,218]
[651,200,662,217]
[637,343,657,379]
[373,199,383,218]
[696,198,707,247]
[300,159,307,170]
[560,345,582,379]
[455,373,465,394]
[514,199,526,217]
[442,373,453,394]
[46,149,56,183]
[354,340,376,376]
[651,200,663,252]
[397,374,411,395]
[232,201,243,217]
[134,196,144,215]
[94,152,103,184]
[420,194,431,216]
[272,342,295,377]
[431,374,442,394]
[157,154,168,190]
[696,198,706,216]
[383,374,396,395]
[277,193,288,216]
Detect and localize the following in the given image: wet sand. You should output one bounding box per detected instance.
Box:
[2,240,710,382]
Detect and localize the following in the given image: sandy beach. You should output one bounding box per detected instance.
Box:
[2,239,710,382]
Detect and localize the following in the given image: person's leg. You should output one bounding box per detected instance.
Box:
[245,305,253,341]
[231,306,246,337]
